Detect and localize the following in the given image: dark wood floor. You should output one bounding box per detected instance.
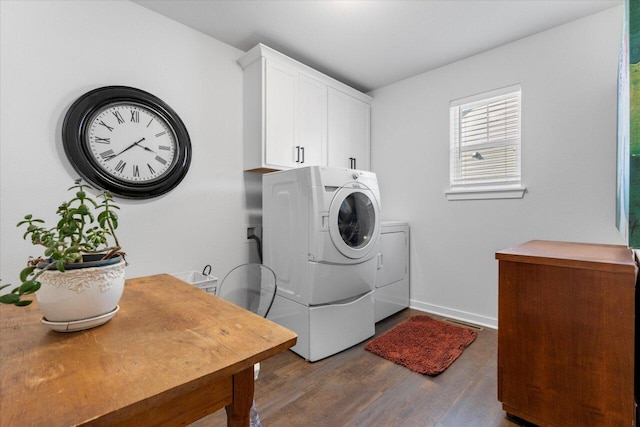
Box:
[191,308,530,427]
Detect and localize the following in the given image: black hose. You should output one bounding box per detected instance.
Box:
[248,234,263,264]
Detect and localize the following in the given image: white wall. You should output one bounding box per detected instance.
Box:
[370,6,625,328]
[0,1,262,288]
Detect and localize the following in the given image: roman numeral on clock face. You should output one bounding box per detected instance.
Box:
[147,163,156,174]
[133,164,140,177]
[99,121,114,132]
[115,160,126,173]
[95,137,110,144]
[113,111,125,124]
[155,131,167,138]
[155,156,167,165]
[100,149,116,160]
[130,110,139,123]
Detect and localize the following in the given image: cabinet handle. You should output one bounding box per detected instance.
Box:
[296,146,300,163]
[354,157,357,170]
[349,157,354,169]
[301,146,305,164]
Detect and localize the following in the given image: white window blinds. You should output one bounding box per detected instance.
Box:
[450,85,521,189]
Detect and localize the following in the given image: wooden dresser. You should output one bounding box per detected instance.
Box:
[495,240,637,427]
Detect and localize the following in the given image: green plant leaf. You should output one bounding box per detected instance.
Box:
[14,300,33,306]
[0,293,20,304]
[19,280,40,295]
[19,266,36,282]
[64,246,80,254]
[64,253,81,264]
[56,260,65,272]
[110,217,118,229]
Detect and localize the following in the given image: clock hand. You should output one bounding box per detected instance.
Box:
[113,138,146,158]
[131,138,157,153]
[135,143,157,154]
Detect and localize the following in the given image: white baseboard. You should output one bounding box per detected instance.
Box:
[410,300,497,329]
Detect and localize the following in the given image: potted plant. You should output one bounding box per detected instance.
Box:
[0,179,126,330]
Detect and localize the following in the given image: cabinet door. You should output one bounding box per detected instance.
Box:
[327,88,351,169]
[265,60,297,169]
[297,74,326,167]
[376,231,407,288]
[327,88,370,170]
[350,97,370,171]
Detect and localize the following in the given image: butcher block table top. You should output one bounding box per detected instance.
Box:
[0,274,297,426]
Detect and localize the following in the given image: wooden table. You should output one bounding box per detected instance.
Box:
[0,274,297,426]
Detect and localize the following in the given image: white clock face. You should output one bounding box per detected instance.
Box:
[85,103,177,183]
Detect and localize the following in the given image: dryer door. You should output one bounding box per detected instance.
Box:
[329,184,380,260]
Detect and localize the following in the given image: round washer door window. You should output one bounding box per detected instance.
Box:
[329,186,380,259]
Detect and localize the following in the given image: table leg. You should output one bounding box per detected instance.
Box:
[225,366,255,427]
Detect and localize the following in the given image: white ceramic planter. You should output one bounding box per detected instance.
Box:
[35,257,126,325]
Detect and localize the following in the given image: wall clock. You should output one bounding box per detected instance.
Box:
[62,86,191,199]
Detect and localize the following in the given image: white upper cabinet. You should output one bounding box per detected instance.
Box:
[239,44,372,172]
[327,88,371,171]
[297,74,326,167]
[265,60,297,169]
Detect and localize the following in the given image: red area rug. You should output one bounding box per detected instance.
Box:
[365,315,478,376]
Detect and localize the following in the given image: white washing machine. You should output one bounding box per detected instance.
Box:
[263,166,381,361]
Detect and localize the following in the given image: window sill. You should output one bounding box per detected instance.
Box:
[445,186,526,201]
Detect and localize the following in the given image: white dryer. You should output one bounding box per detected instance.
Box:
[375,221,410,323]
[263,166,381,361]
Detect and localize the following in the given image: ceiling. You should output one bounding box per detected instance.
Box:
[132,0,622,93]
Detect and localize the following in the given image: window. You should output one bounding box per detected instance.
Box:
[447,85,525,200]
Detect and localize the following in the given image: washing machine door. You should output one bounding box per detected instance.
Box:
[328,184,380,260]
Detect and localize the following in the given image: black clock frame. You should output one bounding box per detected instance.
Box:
[62,86,191,199]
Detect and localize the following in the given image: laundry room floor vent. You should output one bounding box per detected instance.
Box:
[442,318,484,331]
